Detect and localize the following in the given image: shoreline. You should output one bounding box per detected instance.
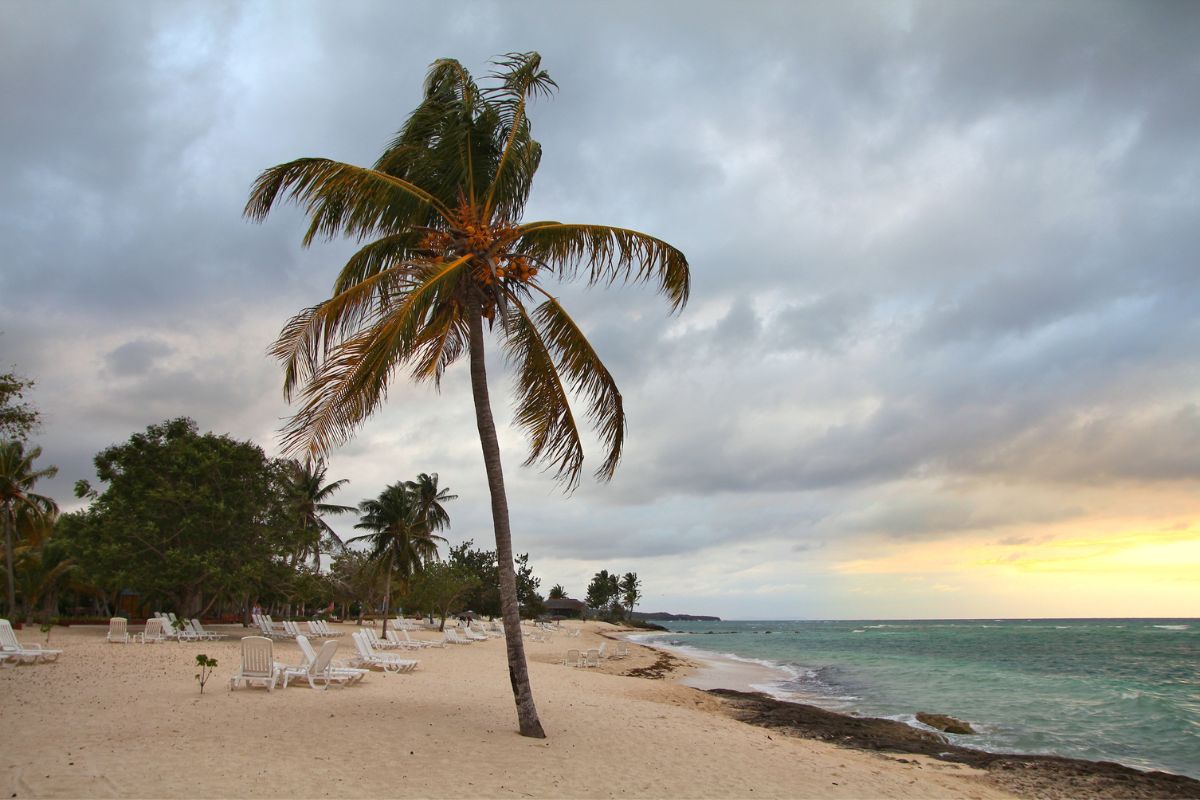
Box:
[629,629,1200,800]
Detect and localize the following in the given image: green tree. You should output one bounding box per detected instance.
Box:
[619,572,641,616]
[406,560,479,631]
[514,552,544,617]
[547,583,565,600]
[585,569,618,613]
[1,440,58,617]
[246,52,689,738]
[280,457,355,569]
[57,419,291,617]
[448,539,500,618]
[0,371,40,440]
[349,481,449,636]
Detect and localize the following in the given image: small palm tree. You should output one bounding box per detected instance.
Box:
[281,457,356,568]
[349,481,449,637]
[0,441,58,617]
[547,584,566,600]
[246,52,689,738]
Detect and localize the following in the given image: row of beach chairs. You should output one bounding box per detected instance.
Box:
[229,631,419,691]
[106,614,226,643]
[0,619,62,665]
[563,641,629,668]
[253,613,342,641]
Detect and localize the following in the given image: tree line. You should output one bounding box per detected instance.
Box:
[2,407,644,629]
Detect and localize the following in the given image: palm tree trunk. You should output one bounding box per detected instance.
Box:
[381,555,392,638]
[4,507,16,618]
[467,302,546,738]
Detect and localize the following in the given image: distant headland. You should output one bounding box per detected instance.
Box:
[633,611,722,622]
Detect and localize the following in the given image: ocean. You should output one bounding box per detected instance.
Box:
[634,618,1200,780]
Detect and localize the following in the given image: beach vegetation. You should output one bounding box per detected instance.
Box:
[0,369,41,441]
[279,457,356,570]
[348,477,451,637]
[195,653,218,694]
[405,560,479,630]
[619,572,641,616]
[245,51,688,737]
[547,583,565,600]
[514,552,545,618]
[448,539,502,618]
[1,440,59,618]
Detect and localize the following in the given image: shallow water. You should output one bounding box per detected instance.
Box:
[636,618,1200,779]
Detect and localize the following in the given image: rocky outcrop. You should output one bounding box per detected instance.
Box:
[916,712,976,735]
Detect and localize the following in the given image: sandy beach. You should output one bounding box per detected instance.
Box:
[0,620,1020,799]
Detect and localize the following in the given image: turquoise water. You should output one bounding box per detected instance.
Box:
[638,619,1200,779]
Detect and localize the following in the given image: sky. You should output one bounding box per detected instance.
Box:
[2,0,1198,620]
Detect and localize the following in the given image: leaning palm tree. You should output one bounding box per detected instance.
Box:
[0,440,58,617]
[407,472,456,533]
[349,482,447,637]
[281,457,356,569]
[245,52,689,738]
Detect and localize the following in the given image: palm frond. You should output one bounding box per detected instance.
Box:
[501,296,585,488]
[516,223,690,311]
[482,52,555,222]
[529,296,626,481]
[245,158,450,243]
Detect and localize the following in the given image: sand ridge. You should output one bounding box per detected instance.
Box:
[1,621,1013,799]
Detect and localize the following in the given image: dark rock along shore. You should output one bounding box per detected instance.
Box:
[708,689,1200,800]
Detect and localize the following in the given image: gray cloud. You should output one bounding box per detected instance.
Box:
[3,1,1198,617]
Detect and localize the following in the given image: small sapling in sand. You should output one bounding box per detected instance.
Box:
[40,620,55,643]
[195,654,218,694]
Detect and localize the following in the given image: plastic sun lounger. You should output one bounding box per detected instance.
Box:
[295,635,367,685]
[349,632,419,673]
[229,636,282,691]
[139,618,167,644]
[106,617,130,644]
[0,619,62,663]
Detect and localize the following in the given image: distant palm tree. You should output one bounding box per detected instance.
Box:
[282,457,356,569]
[349,482,448,637]
[0,441,58,617]
[547,584,566,600]
[406,472,456,535]
[246,52,689,738]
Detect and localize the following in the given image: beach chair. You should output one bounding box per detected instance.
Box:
[564,649,581,667]
[404,628,444,648]
[349,631,419,673]
[365,627,405,650]
[106,617,130,644]
[459,624,488,641]
[295,635,367,685]
[443,629,471,645]
[230,636,281,691]
[139,617,167,644]
[313,619,340,637]
[383,629,424,650]
[472,622,503,639]
[281,640,354,690]
[191,619,225,640]
[582,648,600,668]
[0,619,62,663]
[613,642,629,659]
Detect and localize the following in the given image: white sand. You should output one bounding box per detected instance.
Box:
[0,621,1014,799]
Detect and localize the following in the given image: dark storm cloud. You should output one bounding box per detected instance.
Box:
[2,0,1198,596]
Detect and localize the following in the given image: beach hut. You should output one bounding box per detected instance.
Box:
[544,598,588,619]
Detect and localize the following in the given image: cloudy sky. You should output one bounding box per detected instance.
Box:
[3,1,1198,619]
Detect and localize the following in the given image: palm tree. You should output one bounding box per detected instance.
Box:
[547,584,566,600]
[245,53,689,738]
[349,482,448,637]
[619,572,641,617]
[406,472,457,534]
[281,457,356,569]
[0,440,58,617]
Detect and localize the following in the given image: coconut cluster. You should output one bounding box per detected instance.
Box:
[418,204,537,288]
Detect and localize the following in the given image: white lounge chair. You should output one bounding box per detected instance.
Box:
[459,624,488,641]
[383,629,424,650]
[349,632,418,673]
[294,635,367,685]
[139,618,167,644]
[564,648,581,667]
[106,617,130,644]
[191,619,225,640]
[313,619,342,637]
[443,629,472,645]
[230,636,282,691]
[401,628,443,648]
[0,619,61,663]
[364,628,402,650]
[582,648,600,668]
[280,640,352,690]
